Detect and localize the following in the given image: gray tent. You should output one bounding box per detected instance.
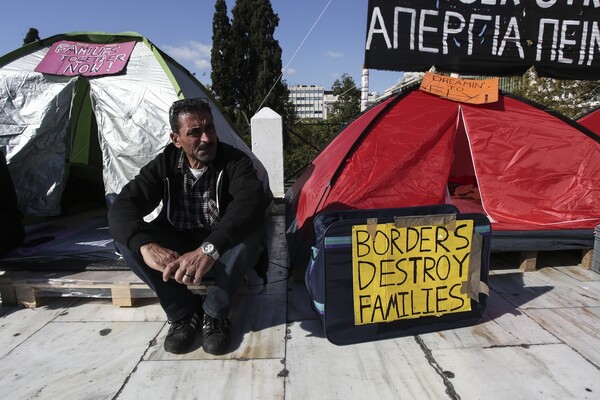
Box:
[0,31,268,217]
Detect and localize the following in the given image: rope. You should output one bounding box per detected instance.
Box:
[255,0,333,113]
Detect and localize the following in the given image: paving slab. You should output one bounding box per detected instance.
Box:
[53,298,166,322]
[145,293,286,361]
[536,267,600,301]
[285,320,448,399]
[525,306,600,368]
[0,320,162,400]
[420,289,559,351]
[0,298,77,359]
[118,359,285,399]
[287,279,318,322]
[547,265,600,283]
[490,270,600,309]
[432,343,600,400]
[266,215,288,262]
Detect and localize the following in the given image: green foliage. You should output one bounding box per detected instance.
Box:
[211,0,236,120]
[329,73,361,125]
[23,28,40,46]
[282,74,361,182]
[283,120,341,181]
[211,0,290,144]
[210,1,363,181]
[510,68,600,119]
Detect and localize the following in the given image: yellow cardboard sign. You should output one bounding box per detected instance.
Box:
[419,72,499,104]
[352,220,474,325]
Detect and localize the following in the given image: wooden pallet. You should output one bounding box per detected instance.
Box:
[518,249,594,272]
[0,270,208,308]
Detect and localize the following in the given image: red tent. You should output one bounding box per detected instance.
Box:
[286,88,600,268]
[577,106,600,135]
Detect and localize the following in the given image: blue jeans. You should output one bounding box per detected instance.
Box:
[116,224,265,322]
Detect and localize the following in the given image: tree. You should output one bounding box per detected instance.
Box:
[329,73,361,125]
[283,120,338,181]
[282,75,361,181]
[216,0,289,142]
[211,0,236,121]
[23,28,40,46]
[511,68,600,119]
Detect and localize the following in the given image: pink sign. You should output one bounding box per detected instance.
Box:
[35,40,136,77]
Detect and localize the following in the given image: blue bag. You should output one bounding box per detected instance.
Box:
[306,205,491,345]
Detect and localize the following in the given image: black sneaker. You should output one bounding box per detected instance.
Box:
[202,314,232,355]
[164,303,203,354]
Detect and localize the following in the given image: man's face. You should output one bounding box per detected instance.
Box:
[171,109,218,169]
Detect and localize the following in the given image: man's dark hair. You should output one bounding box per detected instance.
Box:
[169,98,213,133]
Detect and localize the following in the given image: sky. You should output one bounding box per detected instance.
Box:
[0,0,404,95]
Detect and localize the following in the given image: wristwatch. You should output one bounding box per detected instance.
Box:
[201,242,220,261]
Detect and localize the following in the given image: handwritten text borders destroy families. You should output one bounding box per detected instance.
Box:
[352,219,474,325]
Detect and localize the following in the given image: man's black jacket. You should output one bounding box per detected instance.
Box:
[108,141,266,256]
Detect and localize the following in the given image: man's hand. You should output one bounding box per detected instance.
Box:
[162,247,216,285]
[140,243,180,274]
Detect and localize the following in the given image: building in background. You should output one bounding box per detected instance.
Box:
[290,84,381,120]
[289,85,325,120]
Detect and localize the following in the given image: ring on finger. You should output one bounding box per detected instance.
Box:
[184,273,194,278]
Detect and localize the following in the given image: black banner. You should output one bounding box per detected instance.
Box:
[364,0,600,80]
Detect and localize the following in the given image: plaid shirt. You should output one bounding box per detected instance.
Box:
[171,150,220,231]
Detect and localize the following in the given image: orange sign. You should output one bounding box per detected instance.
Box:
[419,72,498,104]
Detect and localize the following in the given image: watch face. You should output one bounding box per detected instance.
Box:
[203,243,214,253]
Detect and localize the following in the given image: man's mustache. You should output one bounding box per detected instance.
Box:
[196,143,214,150]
